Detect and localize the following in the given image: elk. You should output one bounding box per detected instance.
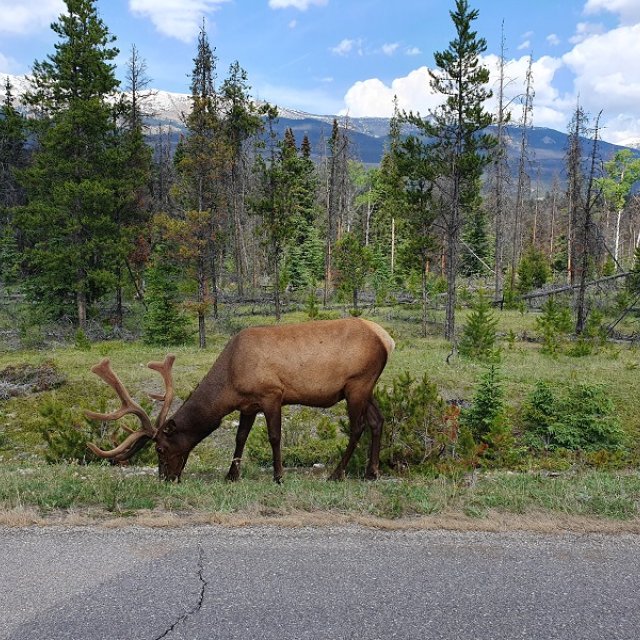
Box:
[85,317,395,482]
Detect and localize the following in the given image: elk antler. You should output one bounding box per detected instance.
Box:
[147,354,175,430]
[85,355,175,460]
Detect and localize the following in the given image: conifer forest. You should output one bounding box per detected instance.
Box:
[1,0,640,477]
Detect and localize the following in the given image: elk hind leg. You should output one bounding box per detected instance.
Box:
[263,401,284,484]
[364,398,383,480]
[328,395,367,481]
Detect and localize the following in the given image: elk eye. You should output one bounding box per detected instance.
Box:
[156,446,164,454]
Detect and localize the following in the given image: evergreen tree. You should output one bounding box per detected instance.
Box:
[250,115,297,320]
[334,231,373,314]
[112,45,153,327]
[394,117,438,337]
[172,21,225,347]
[16,0,122,327]
[0,78,28,285]
[221,60,264,295]
[458,289,498,361]
[142,247,191,346]
[460,185,492,276]
[407,0,496,341]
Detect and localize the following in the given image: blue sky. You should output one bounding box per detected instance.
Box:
[1,0,640,144]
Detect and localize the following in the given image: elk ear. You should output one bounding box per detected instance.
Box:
[163,418,177,436]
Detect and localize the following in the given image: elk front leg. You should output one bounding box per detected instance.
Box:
[226,412,257,482]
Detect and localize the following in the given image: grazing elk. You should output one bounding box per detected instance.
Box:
[85,317,395,482]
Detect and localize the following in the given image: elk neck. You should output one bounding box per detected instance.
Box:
[168,343,236,445]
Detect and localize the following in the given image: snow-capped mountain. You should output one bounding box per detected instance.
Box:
[2,72,638,186]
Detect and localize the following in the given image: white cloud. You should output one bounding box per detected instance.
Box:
[406,46,421,56]
[517,40,531,51]
[338,1,640,143]
[584,0,640,25]
[331,38,356,56]
[563,24,640,118]
[570,21,605,44]
[381,43,399,56]
[340,54,569,126]
[0,0,64,34]
[341,67,441,118]
[268,0,328,9]
[129,0,229,43]
[288,19,297,28]
[546,33,560,46]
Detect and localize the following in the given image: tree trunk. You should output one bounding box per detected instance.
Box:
[77,289,87,330]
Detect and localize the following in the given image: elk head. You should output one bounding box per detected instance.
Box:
[84,355,187,481]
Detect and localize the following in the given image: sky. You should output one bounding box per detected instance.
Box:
[1,0,640,144]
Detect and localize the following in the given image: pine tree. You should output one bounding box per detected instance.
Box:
[172,21,224,347]
[16,0,122,327]
[112,45,153,327]
[142,248,191,346]
[221,60,264,296]
[250,116,297,320]
[0,78,28,285]
[458,289,498,361]
[410,0,496,341]
[334,231,372,314]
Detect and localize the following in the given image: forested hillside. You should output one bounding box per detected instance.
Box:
[1,0,640,482]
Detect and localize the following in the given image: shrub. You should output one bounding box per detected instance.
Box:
[374,371,454,469]
[521,381,627,453]
[40,395,156,465]
[536,296,573,355]
[245,408,347,469]
[459,289,499,361]
[461,365,516,465]
[517,247,551,293]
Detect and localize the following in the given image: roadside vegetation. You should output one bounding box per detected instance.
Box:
[1,301,639,528]
[2,1,640,529]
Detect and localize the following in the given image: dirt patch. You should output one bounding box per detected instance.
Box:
[1,507,639,535]
[0,361,66,400]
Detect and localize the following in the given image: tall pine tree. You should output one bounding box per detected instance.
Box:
[17,0,123,327]
[408,0,495,340]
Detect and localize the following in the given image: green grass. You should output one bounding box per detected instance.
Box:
[1,304,640,526]
[2,464,640,523]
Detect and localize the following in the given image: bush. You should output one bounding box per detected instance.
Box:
[517,247,551,293]
[375,371,454,470]
[40,395,156,465]
[536,296,573,355]
[521,381,627,453]
[459,289,499,361]
[461,365,516,465]
[245,408,347,469]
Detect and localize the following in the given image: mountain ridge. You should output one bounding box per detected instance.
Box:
[2,73,637,188]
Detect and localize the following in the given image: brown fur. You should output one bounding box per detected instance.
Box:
[155,317,395,482]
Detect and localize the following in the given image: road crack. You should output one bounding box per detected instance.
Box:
[154,543,207,639]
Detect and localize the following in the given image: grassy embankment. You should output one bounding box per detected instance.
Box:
[1,305,639,529]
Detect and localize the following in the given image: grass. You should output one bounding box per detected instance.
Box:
[2,463,640,530]
[1,303,640,529]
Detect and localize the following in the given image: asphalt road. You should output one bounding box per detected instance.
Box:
[1,525,639,640]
